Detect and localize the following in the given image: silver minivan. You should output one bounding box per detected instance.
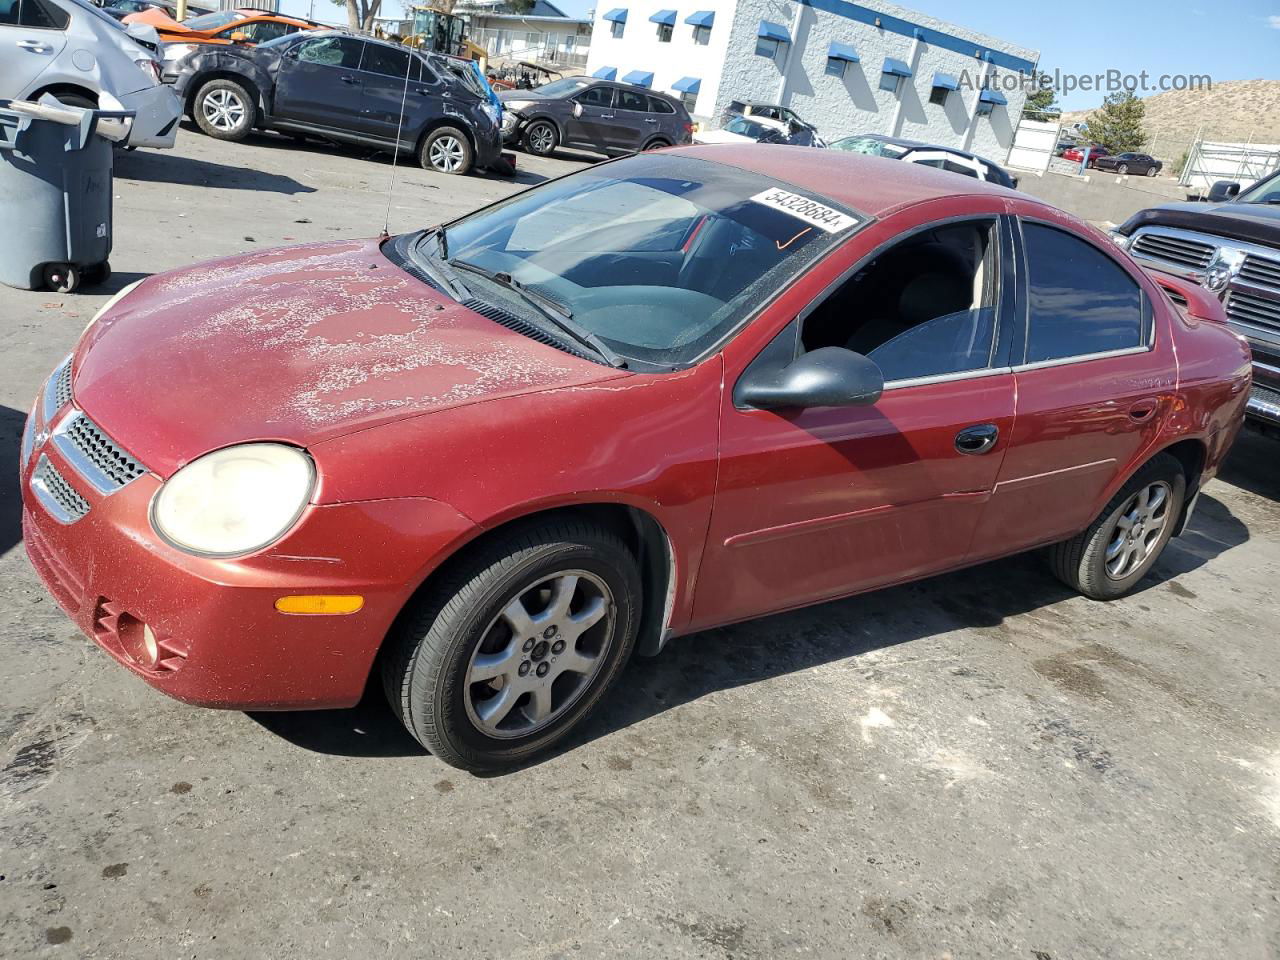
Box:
[0,0,181,147]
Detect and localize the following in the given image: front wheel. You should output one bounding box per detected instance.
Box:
[1047,453,1186,600]
[1146,166,1158,177]
[522,119,558,157]
[382,519,641,770]
[1118,163,1129,175]
[193,79,256,141]
[419,125,473,175]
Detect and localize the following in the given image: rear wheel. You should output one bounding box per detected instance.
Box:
[1047,453,1186,600]
[193,79,255,141]
[523,119,558,157]
[419,125,473,175]
[51,92,96,110]
[642,138,671,152]
[382,519,640,770]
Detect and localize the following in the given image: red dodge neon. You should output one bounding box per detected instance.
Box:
[21,146,1251,770]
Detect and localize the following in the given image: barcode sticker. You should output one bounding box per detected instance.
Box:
[750,188,859,233]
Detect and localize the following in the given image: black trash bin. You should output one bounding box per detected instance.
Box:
[0,97,133,293]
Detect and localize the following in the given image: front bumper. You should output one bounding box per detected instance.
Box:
[20,374,475,710]
[113,83,182,149]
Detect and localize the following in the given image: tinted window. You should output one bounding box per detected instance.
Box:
[575,86,614,108]
[2,0,70,28]
[294,35,362,68]
[219,19,293,42]
[647,95,675,114]
[362,41,419,79]
[615,89,648,112]
[1023,223,1144,363]
[802,220,999,383]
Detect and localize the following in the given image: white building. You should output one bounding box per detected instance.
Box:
[583,0,1038,162]
[458,0,593,69]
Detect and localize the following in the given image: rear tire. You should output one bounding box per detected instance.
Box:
[1047,453,1186,600]
[419,125,473,175]
[51,92,96,110]
[382,519,641,771]
[193,79,255,141]
[642,138,671,152]
[522,119,558,157]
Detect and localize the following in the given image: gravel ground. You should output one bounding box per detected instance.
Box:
[1,125,1278,960]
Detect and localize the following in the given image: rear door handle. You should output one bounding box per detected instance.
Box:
[339,75,358,85]
[17,40,53,52]
[1129,398,1159,423]
[955,423,1000,455]
[644,117,658,123]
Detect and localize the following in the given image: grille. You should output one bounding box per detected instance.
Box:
[64,415,146,488]
[54,360,73,409]
[23,517,84,612]
[1132,232,1215,271]
[1239,254,1280,292]
[1226,291,1280,334]
[33,455,90,523]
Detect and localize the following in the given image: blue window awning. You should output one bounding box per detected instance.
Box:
[623,70,654,87]
[827,42,859,63]
[757,20,791,42]
[602,7,627,22]
[672,76,701,93]
[649,9,676,25]
[592,66,617,80]
[882,57,913,78]
[931,72,959,91]
[979,88,1008,105]
[684,9,714,26]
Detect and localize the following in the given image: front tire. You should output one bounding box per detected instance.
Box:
[382,519,641,771]
[1047,453,1186,600]
[419,125,473,175]
[193,79,255,141]
[1118,163,1129,175]
[522,119,558,157]
[1147,166,1158,177]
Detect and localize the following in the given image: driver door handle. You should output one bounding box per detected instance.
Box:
[339,74,358,84]
[955,423,999,455]
[17,40,53,52]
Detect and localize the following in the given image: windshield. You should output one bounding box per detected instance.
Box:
[534,77,592,97]
[1237,173,1280,204]
[183,10,243,29]
[417,154,862,366]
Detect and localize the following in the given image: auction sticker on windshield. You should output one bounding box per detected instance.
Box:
[751,188,860,233]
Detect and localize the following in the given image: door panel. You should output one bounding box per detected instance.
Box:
[563,86,613,150]
[608,88,650,151]
[273,36,365,126]
[357,44,437,141]
[693,374,1015,628]
[0,0,68,96]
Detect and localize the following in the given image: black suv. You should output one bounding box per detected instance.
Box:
[171,31,503,175]
[498,77,692,158]
[1115,171,1280,436]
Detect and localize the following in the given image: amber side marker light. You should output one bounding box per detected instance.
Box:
[275,595,365,615]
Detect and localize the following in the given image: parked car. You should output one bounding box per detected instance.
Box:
[129,6,319,75]
[21,146,1250,771]
[0,0,180,146]
[1113,169,1280,436]
[498,76,692,158]
[101,0,211,21]
[829,133,1018,188]
[695,113,824,148]
[169,31,503,175]
[719,99,808,129]
[1061,144,1110,166]
[1091,152,1163,177]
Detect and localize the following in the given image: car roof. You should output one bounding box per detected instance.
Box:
[665,144,1024,217]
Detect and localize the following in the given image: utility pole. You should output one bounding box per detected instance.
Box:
[176,0,186,20]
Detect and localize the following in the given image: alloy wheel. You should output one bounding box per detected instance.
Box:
[428,135,465,172]
[529,123,555,154]
[202,89,244,132]
[1104,481,1171,580]
[464,570,614,739]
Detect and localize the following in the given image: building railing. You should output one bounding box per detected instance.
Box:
[469,27,588,68]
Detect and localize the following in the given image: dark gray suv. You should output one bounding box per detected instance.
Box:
[499,77,692,158]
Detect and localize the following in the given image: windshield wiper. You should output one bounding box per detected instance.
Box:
[411,226,469,301]
[450,259,628,369]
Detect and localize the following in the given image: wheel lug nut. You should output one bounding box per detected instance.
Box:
[523,639,534,652]
[543,626,556,639]
[552,639,566,654]
[518,661,531,676]
[536,662,549,677]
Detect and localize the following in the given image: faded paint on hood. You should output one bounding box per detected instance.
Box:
[72,239,625,478]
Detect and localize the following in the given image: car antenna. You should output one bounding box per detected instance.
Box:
[381,41,417,239]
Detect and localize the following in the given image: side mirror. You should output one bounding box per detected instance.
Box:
[572,101,583,118]
[736,347,884,410]
[229,30,248,42]
[1207,180,1241,203]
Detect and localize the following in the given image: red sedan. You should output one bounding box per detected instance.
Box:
[21,146,1251,770]
[1062,144,1111,166]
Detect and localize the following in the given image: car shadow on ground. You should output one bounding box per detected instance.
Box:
[249,489,1249,769]
[1217,429,1280,502]
[0,405,25,556]
[114,143,317,195]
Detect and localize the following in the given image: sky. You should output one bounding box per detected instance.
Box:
[283,0,1278,112]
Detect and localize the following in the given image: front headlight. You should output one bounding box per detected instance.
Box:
[503,100,533,112]
[151,443,315,557]
[85,279,142,335]
[162,43,196,63]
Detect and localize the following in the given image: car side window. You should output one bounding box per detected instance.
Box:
[647,95,675,114]
[801,219,1000,383]
[615,89,648,112]
[361,42,419,80]
[2,0,70,29]
[1021,222,1146,364]
[575,86,614,108]
[292,36,363,68]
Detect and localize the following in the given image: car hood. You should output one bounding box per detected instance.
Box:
[1118,201,1280,250]
[72,239,626,478]
[498,89,555,103]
